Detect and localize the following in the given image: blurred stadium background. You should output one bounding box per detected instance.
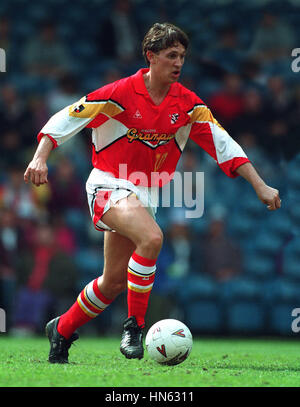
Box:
[0,0,300,338]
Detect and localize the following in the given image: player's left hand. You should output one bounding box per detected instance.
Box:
[255,184,281,211]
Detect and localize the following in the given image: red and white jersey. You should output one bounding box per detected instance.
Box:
[38,68,249,187]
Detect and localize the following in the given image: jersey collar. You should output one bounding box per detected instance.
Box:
[132,68,179,97]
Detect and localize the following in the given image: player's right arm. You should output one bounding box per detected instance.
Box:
[24,135,53,187]
[23,98,93,188]
[24,81,122,187]
[24,97,96,187]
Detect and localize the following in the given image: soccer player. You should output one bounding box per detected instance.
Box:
[24,23,281,363]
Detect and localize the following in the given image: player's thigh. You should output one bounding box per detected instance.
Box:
[101,193,163,249]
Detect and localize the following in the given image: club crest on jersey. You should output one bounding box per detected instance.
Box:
[172,329,185,337]
[170,113,179,124]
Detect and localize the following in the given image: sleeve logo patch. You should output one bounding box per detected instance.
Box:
[73,104,85,113]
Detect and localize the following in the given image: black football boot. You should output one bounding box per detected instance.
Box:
[120,316,144,359]
[45,317,79,364]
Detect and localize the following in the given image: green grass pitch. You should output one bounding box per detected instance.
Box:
[0,336,300,387]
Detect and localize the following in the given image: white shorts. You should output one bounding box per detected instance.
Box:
[86,168,159,232]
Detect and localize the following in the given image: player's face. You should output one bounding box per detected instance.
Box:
[149,43,186,84]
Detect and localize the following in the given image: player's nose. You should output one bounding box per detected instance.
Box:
[175,56,184,68]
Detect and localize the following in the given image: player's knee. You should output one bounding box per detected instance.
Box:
[141,229,163,256]
[151,230,164,251]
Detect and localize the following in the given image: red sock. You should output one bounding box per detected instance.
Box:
[57,277,112,339]
[127,252,156,328]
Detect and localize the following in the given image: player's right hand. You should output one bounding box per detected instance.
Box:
[255,183,281,211]
[24,158,48,187]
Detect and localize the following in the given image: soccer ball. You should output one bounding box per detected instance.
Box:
[145,319,193,365]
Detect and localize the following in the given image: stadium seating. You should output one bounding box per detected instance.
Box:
[176,274,223,333]
[262,277,300,335]
[269,304,296,335]
[184,300,224,333]
[254,231,284,257]
[227,210,255,238]
[64,209,89,248]
[287,163,300,189]
[226,302,266,334]
[287,205,300,232]
[282,236,300,280]
[241,195,266,220]
[220,276,263,302]
[219,276,266,333]
[265,210,293,242]
[178,274,219,302]
[243,250,277,279]
[264,277,300,304]
[75,247,104,288]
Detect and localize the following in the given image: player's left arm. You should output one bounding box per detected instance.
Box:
[187,97,281,211]
[235,161,281,211]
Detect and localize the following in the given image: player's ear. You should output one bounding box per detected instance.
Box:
[147,50,157,65]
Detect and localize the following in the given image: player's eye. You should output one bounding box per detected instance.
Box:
[168,52,185,61]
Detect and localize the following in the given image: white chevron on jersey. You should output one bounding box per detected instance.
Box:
[208,122,247,165]
[174,123,192,151]
[92,118,128,152]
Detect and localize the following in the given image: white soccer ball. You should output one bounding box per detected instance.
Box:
[145,319,193,365]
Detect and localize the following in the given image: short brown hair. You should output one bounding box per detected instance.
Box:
[142,23,189,66]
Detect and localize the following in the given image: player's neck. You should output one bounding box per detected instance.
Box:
[143,71,171,105]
